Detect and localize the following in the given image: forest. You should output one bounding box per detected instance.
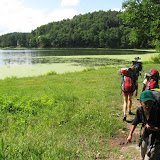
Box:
[0,0,160,49]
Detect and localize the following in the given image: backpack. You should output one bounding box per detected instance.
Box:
[119,67,137,93]
[151,89,160,107]
[145,69,159,90]
[132,57,143,77]
[132,61,143,73]
[139,89,160,148]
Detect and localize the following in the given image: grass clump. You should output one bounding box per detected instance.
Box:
[45,70,57,75]
[82,67,96,72]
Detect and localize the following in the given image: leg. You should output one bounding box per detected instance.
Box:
[128,94,132,113]
[123,94,128,120]
[146,144,160,160]
[140,140,147,160]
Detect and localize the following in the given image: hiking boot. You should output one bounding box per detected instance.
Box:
[128,111,134,115]
[123,116,126,121]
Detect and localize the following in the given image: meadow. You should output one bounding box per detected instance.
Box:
[0,53,160,159]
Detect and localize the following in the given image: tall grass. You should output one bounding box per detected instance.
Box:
[0,63,160,159]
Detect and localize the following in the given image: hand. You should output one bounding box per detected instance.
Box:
[127,135,132,143]
[145,124,153,130]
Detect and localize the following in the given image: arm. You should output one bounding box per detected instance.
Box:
[127,107,141,142]
[135,80,138,96]
[135,89,138,96]
[145,124,160,132]
[127,125,137,142]
[142,84,146,92]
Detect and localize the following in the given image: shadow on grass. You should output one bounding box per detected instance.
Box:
[126,120,133,124]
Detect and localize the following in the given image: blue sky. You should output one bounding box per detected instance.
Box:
[0,0,124,36]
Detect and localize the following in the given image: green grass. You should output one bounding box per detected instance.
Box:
[0,63,160,159]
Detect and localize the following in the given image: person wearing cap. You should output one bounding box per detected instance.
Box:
[127,90,160,160]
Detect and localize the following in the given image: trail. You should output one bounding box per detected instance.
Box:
[109,99,141,160]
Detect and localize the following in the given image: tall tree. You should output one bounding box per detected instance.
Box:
[120,0,160,48]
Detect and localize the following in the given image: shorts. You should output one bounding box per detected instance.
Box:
[140,140,160,159]
[123,92,133,97]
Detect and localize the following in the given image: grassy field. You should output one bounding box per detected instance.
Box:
[0,62,160,159]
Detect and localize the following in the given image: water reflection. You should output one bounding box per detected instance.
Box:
[0,49,146,66]
[0,50,33,65]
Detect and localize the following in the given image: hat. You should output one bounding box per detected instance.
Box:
[139,90,155,102]
[132,57,142,62]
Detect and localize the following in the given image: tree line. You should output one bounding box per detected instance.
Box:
[0,0,160,49]
[0,10,129,48]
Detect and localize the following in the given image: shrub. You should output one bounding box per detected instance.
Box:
[155,39,160,53]
[151,54,160,63]
[46,70,57,75]
[82,67,96,72]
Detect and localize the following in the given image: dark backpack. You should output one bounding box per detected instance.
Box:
[145,69,159,90]
[151,89,160,108]
[132,60,143,76]
[139,89,160,148]
[119,67,137,93]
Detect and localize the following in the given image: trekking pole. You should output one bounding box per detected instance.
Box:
[139,123,145,147]
[147,143,155,157]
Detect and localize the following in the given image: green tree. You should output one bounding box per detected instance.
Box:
[120,0,160,48]
[119,25,132,48]
[105,27,121,48]
[38,34,51,48]
[99,31,106,48]
[29,37,37,48]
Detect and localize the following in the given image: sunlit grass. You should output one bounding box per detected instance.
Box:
[0,66,124,159]
[0,63,160,159]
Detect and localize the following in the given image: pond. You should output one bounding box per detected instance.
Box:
[0,49,154,79]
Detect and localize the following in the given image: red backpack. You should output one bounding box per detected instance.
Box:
[145,69,159,90]
[119,67,137,93]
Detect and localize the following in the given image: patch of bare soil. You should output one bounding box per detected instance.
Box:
[108,99,142,160]
[80,100,142,160]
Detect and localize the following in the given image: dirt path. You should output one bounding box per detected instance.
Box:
[109,100,142,160]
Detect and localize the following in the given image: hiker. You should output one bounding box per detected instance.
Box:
[142,73,151,92]
[127,90,160,160]
[119,57,142,121]
[142,69,159,92]
[132,57,143,77]
[119,65,138,121]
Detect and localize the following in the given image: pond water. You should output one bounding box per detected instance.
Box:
[0,49,153,79]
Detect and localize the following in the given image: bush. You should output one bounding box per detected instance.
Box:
[151,54,160,63]
[155,39,160,53]
[82,67,96,72]
[46,70,57,75]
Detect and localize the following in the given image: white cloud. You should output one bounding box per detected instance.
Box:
[61,0,80,7]
[111,8,121,11]
[47,9,78,22]
[0,0,78,36]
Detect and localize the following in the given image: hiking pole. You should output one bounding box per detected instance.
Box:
[147,139,158,157]
[147,143,155,157]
